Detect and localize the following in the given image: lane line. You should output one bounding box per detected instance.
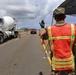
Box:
[40,38,52,66]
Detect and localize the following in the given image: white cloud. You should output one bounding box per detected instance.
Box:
[0,9,6,16]
[0,0,65,28]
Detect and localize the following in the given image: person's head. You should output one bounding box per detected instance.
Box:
[53,7,66,22]
[41,20,45,24]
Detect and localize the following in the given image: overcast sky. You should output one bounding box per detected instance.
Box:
[0,0,76,29]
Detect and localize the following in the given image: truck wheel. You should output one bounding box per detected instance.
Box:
[14,32,18,38]
[0,35,4,44]
[14,33,17,38]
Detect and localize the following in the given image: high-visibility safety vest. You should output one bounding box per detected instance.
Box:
[46,24,76,71]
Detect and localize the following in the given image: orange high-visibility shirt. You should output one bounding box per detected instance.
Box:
[46,24,76,70]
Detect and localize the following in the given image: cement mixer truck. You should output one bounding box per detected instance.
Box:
[0,16,18,44]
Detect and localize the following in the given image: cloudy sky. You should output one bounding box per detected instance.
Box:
[0,0,76,29]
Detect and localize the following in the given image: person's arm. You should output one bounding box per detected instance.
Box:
[40,28,48,40]
[72,25,76,56]
[39,21,48,40]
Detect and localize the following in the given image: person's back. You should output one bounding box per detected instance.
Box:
[50,24,74,58]
[46,23,75,71]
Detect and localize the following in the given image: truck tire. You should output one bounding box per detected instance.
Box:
[14,32,18,38]
[0,35,4,44]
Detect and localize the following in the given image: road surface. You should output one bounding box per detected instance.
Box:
[0,32,51,75]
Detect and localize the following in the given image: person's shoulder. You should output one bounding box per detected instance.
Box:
[46,25,53,28]
[46,25,51,30]
[46,25,55,30]
[70,23,76,27]
[66,23,76,26]
[69,23,76,30]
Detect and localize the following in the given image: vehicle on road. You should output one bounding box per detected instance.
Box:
[30,29,37,34]
[0,16,18,44]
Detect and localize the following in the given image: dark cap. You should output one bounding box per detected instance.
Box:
[53,7,65,17]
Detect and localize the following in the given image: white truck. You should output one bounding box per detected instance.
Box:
[0,16,18,44]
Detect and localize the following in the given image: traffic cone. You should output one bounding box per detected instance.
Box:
[26,32,28,35]
[41,39,45,44]
[18,33,21,39]
[39,33,40,36]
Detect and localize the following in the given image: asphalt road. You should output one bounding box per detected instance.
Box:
[0,32,51,75]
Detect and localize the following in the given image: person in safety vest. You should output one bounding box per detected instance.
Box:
[40,7,76,75]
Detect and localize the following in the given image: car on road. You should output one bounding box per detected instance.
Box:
[30,29,37,34]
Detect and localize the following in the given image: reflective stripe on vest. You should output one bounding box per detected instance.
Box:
[47,24,75,70]
[47,26,54,52]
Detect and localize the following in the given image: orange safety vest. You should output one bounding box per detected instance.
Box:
[46,24,75,71]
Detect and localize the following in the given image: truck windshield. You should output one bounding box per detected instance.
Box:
[0,18,3,24]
